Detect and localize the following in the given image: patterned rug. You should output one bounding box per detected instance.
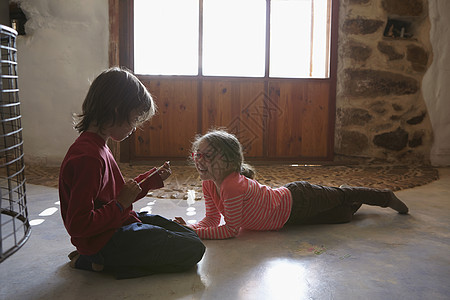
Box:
[25,163,439,200]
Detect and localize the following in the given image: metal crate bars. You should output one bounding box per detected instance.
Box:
[0,24,30,263]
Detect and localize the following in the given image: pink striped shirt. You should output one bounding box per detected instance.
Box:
[191,172,293,239]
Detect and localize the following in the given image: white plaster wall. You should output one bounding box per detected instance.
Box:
[423,0,450,166]
[15,0,109,166]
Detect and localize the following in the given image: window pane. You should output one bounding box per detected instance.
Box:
[203,0,266,77]
[311,0,330,78]
[270,0,312,78]
[134,0,199,75]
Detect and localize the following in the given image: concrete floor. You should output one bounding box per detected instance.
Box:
[1,168,449,300]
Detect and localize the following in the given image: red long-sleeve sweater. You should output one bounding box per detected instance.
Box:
[59,132,163,255]
[191,172,292,239]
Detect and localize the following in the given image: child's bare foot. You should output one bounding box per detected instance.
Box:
[68,250,79,260]
[69,251,80,268]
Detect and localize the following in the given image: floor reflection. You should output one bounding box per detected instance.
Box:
[240,258,310,299]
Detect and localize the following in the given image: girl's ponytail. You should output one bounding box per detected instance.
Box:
[240,163,256,179]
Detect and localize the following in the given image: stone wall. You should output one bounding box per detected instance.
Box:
[335,0,433,163]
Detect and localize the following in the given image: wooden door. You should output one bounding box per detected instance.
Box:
[267,80,331,159]
[201,79,265,158]
[131,78,200,159]
[129,77,333,162]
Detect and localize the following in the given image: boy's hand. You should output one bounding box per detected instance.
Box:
[173,216,186,225]
[157,161,172,181]
[117,179,142,209]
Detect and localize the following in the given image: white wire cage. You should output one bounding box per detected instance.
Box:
[0,24,30,263]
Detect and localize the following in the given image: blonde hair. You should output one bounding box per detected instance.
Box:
[191,129,255,179]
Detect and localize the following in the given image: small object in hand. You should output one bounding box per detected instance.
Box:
[138,161,170,186]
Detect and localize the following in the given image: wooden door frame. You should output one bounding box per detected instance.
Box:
[109,0,133,162]
[108,0,339,163]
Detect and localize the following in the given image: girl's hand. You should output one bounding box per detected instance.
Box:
[117,179,142,209]
[174,217,195,229]
[157,161,172,181]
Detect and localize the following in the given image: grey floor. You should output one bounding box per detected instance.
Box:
[1,168,449,300]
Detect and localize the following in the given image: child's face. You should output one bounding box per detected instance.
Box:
[108,110,140,142]
[193,141,230,183]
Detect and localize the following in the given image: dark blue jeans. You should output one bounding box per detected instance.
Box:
[99,213,205,279]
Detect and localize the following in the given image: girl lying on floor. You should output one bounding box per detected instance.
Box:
[174,129,409,240]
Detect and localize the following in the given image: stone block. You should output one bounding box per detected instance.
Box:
[377,41,404,60]
[392,103,403,111]
[337,108,372,126]
[382,0,424,16]
[338,130,369,154]
[344,69,419,97]
[350,0,370,5]
[370,101,387,114]
[407,45,429,72]
[373,127,409,151]
[343,40,372,62]
[343,18,384,35]
[409,131,424,148]
[407,112,426,125]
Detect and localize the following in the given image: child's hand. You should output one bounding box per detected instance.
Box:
[157,161,172,181]
[117,179,142,209]
[173,217,194,229]
[173,217,186,225]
